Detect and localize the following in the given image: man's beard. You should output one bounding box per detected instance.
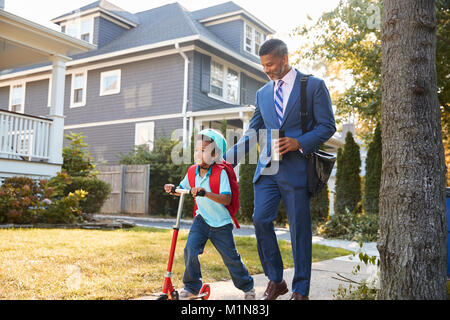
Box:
[268,65,285,80]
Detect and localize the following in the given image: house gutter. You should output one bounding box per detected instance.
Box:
[175,42,190,149]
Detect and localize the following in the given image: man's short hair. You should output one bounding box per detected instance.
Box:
[258,38,288,57]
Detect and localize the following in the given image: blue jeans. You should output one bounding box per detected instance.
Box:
[183,215,254,294]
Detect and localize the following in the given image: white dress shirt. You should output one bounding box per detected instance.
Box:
[273,67,303,153]
[273,67,297,114]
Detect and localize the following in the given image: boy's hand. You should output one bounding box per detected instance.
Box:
[164,184,176,195]
[191,187,206,197]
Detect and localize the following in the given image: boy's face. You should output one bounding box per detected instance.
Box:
[194,140,218,168]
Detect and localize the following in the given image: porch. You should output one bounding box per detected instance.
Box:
[0,8,94,181]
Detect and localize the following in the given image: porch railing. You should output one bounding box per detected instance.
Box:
[0,109,53,161]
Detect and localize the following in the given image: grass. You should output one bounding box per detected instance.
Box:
[0,227,351,300]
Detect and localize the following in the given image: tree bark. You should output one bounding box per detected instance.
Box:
[378,0,447,299]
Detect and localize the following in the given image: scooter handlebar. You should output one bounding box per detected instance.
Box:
[170,186,206,197]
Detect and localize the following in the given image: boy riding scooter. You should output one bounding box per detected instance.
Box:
[164,129,255,300]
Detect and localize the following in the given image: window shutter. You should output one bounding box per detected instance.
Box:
[200,54,211,94]
[240,72,247,104]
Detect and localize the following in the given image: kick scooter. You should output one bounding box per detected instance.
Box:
[156,187,211,300]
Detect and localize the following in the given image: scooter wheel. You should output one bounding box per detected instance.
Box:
[199,284,211,300]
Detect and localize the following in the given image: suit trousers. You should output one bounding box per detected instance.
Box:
[252,163,312,296]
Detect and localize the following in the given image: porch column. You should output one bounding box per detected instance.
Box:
[48,54,71,165]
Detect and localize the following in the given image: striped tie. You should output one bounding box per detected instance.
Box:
[274,80,284,125]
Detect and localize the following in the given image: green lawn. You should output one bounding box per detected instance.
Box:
[0,227,351,299]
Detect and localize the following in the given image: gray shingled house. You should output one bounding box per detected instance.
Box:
[0,1,279,165]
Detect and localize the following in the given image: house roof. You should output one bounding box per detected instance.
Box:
[1,1,273,78]
[191,1,275,34]
[51,0,139,26]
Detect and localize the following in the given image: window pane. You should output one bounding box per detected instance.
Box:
[81,33,90,42]
[12,85,23,106]
[226,69,239,104]
[74,74,84,89]
[245,25,253,52]
[255,31,261,54]
[210,61,224,97]
[66,23,78,37]
[104,75,118,92]
[81,19,92,34]
[74,89,83,103]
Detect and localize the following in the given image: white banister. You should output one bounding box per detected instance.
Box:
[0,110,53,161]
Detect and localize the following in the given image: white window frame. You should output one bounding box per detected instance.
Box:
[208,59,240,105]
[70,70,87,108]
[135,122,155,152]
[61,16,95,44]
[9,81,26,114]
[243,21,266,57]
[100,69,121,96]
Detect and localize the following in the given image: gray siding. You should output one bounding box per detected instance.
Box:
[65,54,185,126]
[65,118,182,165]
[190,51,266,112]
[24,79,50,117]
[207,20,243,53]
[94,16,127,48]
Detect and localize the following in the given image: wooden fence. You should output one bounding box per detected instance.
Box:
[97,165,150,215]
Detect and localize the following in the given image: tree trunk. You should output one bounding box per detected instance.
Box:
[378,0,447,299]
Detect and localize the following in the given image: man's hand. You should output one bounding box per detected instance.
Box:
[275,137,301,155]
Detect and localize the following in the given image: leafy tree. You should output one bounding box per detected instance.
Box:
[62,132,96,177]
[292,0,449,179]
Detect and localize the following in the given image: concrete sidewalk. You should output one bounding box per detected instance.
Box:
[106,215,379,300]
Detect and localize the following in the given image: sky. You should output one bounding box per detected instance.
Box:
[4,0,342,56]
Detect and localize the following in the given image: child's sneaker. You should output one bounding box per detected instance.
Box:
[244,288,256,300]
[179,289,197,300]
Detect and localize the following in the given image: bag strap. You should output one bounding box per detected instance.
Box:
[300,75,311,135]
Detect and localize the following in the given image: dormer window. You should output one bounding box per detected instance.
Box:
[61,17,94,44]
[244,21,266,56]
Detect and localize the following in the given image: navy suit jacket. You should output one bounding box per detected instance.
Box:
[224,69,336,186]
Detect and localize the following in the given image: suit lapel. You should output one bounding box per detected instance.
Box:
[280,70,302,128]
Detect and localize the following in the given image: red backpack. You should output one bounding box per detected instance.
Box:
[187,161,240,229]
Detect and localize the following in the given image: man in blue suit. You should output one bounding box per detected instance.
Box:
[224,39,336,300]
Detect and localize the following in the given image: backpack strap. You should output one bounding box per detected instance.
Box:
[187,165,197,189]
[187,165,198,219]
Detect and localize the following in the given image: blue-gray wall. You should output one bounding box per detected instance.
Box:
[94,16,127,48]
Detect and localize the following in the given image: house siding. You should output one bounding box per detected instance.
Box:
[206,20,243,53]
[65,54,185,126]
[190,50,266,112]
[94,16,127,48]
[64,117,182,165]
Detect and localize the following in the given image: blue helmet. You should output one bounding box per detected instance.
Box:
[198,128,227,157]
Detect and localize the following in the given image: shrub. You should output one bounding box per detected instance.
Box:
[335,132,362,215]
[0,172,87,224]
[64,177,111,214]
